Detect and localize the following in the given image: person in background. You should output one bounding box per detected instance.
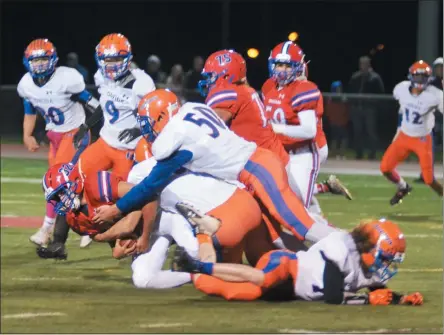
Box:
[166,64,185,103]
[347,56,385,160]
[145,55,167,85]
[184,56,205,102]
[66,52,89,83]
[414,57,443,184]
[324,81,349,159]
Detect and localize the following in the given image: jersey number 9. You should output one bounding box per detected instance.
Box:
[105,101,120,124]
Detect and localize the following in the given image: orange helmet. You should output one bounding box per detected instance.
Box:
[95,33,132,80]
[408,60,432,90]
[360,219,406,281]
[23,39,58,78]
[198,49,247,96]
[42,163,84,216]
[137,89,180,142]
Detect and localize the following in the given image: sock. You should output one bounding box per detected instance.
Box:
[196,260,214,275]
[42,216,56,231]
[46,202,56,219]
[53,215,70,244]
[384,171,406,188]
[315,183,329,194]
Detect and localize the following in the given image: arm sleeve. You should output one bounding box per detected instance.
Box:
[323,258,345,304]
[272,110,317,139]
[205,89,238,115]
[115,150,193,213]
[23,99,36,115]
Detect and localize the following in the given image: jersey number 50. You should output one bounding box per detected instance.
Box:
[184,106,227,138]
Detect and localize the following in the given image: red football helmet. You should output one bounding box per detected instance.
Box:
[268,41,307,85]
[42,163,84,216]
[359,218,406,282]
[408,60,432,90]
[198,49,247,96]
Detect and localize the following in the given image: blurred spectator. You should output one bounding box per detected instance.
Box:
[430,57,443,90]
[145,55,167,85]
[415,57,443,183]
[66,52,89,83]
[184,56,205,102]
[324,81,349,159]
[347,55,384,160]
[166,64,185,103]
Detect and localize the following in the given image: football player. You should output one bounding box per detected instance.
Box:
[18,38,100,247]
[92,89,337,246]
[380,60,443,205]
[262,42,352,214]
[74,33,155,180]
[173,219,424,306]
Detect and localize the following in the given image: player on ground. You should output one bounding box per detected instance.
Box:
[73,33,155,180]
[92,89,337,246]
[173,219,423,306]
[380,60,443,205]
[18,38,99,247]
[262,42,352,210]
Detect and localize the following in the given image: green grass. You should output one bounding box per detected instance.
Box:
[0,157,443,333]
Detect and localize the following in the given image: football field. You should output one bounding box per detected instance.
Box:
[1,157,443,334]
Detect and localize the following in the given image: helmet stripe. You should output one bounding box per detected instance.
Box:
[281,41,293,55]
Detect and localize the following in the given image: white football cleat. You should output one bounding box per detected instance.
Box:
[79,235,93,248]
[175,202,221,236]
[29,228,51,246]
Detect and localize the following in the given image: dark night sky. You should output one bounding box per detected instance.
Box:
[1,0,443,92]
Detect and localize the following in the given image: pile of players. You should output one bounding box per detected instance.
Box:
[20,33,432,306]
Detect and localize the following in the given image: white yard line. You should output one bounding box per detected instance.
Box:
[279,328,443,334]
[140,322,193,328]
[1,177,41,184]
[12,277,82,281]
[0,200,30,204]
[2,312,66,319]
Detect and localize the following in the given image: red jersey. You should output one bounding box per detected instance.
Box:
[66,171,122,235]
[206,83,289,165]
[262,78,326,152]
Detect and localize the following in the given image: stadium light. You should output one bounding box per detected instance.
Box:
[247,48,259,59]
[288,32,299,41]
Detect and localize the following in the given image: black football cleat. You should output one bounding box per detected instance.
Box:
[390,184,413,206]
[171,246,199,273]
[36,241,67,260]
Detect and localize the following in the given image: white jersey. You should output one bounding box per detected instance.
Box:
[17,66,86,132]
[295,231,385,300]
[94,68,155,150]
[152,102,257,182]
[127,157,238,214]
[393,81,443,137]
